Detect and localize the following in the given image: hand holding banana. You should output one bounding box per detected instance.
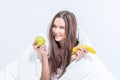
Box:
[72,45,96,55]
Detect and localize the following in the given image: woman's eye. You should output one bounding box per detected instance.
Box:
[53,25,57,28]
[60,26,65,29]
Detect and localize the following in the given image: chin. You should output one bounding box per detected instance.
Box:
[55,38,62,42]
[55,39,61,42]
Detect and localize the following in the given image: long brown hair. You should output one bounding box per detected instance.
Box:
[48,10,78,77]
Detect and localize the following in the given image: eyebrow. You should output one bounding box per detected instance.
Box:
[53,24,65,27]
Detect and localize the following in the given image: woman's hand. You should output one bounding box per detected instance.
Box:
[71,47,88,62]
[33,41,48,58]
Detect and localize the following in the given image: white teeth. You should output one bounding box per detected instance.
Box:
[55,36,60,37]
[55,35,61,38]
[55,35,61,37]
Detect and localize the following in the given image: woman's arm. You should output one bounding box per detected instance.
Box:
[41,54,50,80]
[33,42,50,80]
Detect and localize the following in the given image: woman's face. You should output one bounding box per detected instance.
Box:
[52,18,66,42]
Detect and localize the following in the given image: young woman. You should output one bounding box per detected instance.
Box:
[33,10,88,80]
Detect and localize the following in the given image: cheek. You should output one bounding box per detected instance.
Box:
[52,28,55,33]
[62,31,66,38]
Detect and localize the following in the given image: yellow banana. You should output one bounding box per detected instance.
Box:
[72,45,96,55]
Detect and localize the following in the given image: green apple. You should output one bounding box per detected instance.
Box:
[35,36,45,45]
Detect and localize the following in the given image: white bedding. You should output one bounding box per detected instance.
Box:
[0,48,116,80]
[0,29,116,80]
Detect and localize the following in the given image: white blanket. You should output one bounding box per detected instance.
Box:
[0,46,42,80]
[59,53,116,80]
[0,46,116,80]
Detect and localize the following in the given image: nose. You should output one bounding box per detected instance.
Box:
[54,28,60,34]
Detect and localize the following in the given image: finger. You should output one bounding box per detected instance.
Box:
[40,45,46,51]
[43,45,46,51]
[75,50,82,56]
[79,48,88,53]
[76,50,86,58]
[71,54,77,59]
[33,41,37,46]
[71,54,77,62]
[34,44,41,50]
[40,45,44,49]
[75,51,84,62]
[83,48,88,53]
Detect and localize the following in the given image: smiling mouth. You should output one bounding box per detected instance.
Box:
[54,35,62,40]
[55,36,60,38]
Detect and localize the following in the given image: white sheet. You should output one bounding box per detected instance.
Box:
[59,53,116,80]
[0,29,116,80]
[0,46,42,80]
[0,48,116,80]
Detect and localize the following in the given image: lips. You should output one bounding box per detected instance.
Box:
[54,34,62,40]
[55,35,61,38]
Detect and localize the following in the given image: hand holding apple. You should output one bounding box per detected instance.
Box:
[33,36,48,58]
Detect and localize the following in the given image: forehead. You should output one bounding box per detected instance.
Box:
[54,18,65,26]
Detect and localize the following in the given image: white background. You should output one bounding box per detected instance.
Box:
[0,0,119,79]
